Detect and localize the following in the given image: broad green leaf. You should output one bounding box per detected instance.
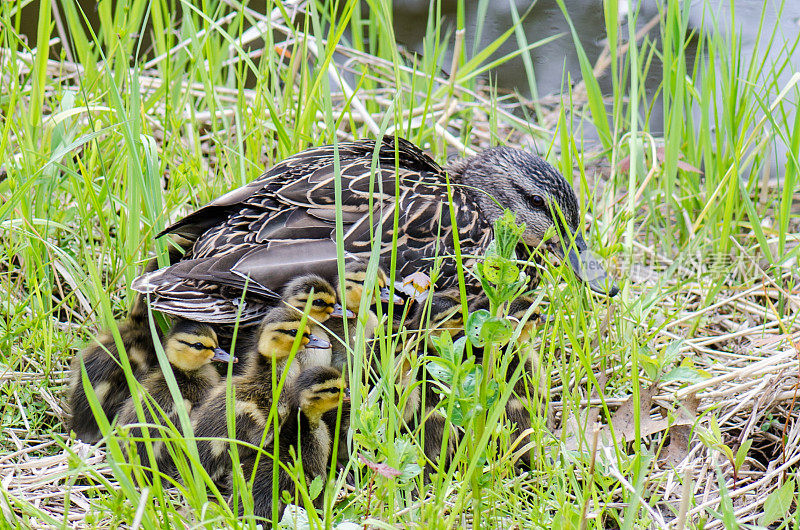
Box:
[308,475,324,499]
[433,330,455,361]
[466,310,492,347]
[462,366,483,396]
[662,366,711,384]
[426,360,453,385]
[480,317,514,346]
[760,479,795,526]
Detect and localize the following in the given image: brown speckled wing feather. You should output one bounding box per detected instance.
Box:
[134,137,491,323]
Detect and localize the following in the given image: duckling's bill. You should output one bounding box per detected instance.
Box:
[211,347,236,363]
[380,286,404,305]
[306,334,331,349]
[331,304,355,318]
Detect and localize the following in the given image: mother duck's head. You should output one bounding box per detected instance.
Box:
[449,146,618,297]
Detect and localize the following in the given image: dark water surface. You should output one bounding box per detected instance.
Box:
[17,1,800,169]
[19,0,799,102]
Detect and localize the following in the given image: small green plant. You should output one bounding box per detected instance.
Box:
[698,415,752,485]
[424,210,539,525]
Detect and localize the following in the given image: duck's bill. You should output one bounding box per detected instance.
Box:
[564,234,619,297]
[331,303,356,318]
[306,334,331,349]
[380,286,405,305]
[211,347,236,363]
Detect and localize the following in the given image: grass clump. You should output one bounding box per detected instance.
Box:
[1,0,800,527]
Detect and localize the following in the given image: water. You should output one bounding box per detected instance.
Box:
[20,0,799,101]
[17,0,800,172]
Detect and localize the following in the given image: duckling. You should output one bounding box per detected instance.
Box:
[280,274,346,371]
[68,292,166,443]
[400,290,464,475]
[327,262,399,372]
[223,273,345,375]
[192,306,330,487]
[67,248,188,443]
[321,262,399,465]
[116,321,232,477]
[470,294,547,467]
[244,366,346,522]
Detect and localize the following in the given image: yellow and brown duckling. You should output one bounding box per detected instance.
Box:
[192,306,331,486]
[67,248,189,443]
[229,273,345,375]
[470,294,547,467]
[503,295,548,468]
[327,261,400,372]
[67,294,161,443]
[281,273,350,371]
[116,321,232,476]
[320,262,401,465]
[243,365,347,522]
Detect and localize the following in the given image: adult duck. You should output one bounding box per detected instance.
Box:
[133,137,617,325]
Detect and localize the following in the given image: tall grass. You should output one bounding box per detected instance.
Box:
[1,0,799,527]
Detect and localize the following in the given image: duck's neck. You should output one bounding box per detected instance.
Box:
[282,402,318,440]
[446,156,504,226]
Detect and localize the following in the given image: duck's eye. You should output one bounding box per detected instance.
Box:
[530,195,545,208]
[193,342,206,350]
[289,329,298,337]
[312,298,328,307]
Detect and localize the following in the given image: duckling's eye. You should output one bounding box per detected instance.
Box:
[311,298,328,307]
[288,329,298,337]
[530,195,545,208]
[192,342,206,350]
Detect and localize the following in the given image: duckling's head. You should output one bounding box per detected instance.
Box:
[282,274,339,323]
[448,148,617,296]
[164,321,232,371]
[337,262,400,315]
[413,290,464,344]
[291,366,347,424]
[256,307,331,360]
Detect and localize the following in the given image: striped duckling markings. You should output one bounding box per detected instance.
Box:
[116,320,233,478]
[191,306,330,488]
[244,365,347,523]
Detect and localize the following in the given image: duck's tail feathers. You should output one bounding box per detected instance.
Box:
[128,240,190,325]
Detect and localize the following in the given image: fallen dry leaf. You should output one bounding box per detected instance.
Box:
[607,382,665,441]
[659,393,700,468]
